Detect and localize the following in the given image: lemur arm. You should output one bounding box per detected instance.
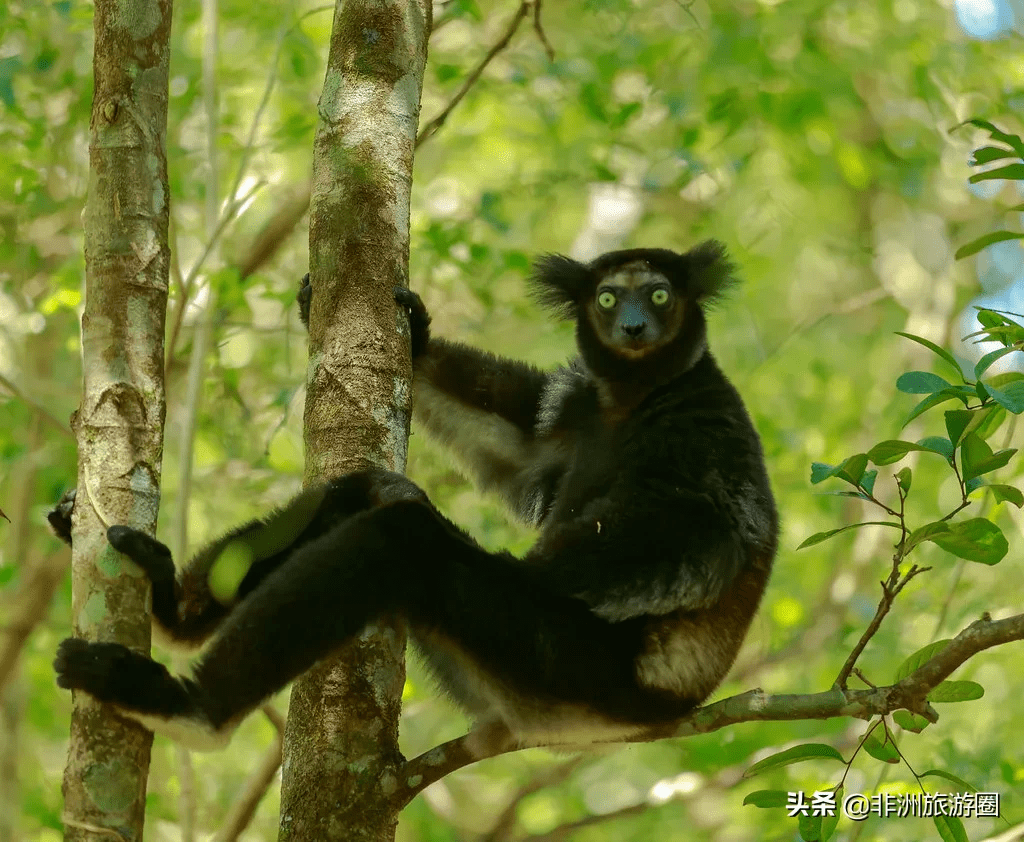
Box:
[394,287,564,525]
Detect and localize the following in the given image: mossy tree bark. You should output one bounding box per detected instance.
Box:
[60,0,172,839]
[279,1,432,841]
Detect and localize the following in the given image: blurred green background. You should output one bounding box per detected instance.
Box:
[1,0,1022,839]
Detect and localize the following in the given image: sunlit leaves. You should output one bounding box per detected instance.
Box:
[866,439,952,466]
[982,379,1024,414]
[743,744,846,778]
[959,118,1024,159]
[934,815,969,842]
[959,433,1016,481]
[956,230,1024,260]
[916,519,1007,564]
[968,163,1024,183]
[797,521,900,550]
[928,680,984,703]
[986,483,1024,507]
[932,520,1007,564]
[862,729,899,764]
[894,332,963,382]
[896,371,953,394]
[895,641,953,680]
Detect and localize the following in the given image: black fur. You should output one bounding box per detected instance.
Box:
[53,242,777,751]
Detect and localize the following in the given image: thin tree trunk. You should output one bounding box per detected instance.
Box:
[60,0,173,839]
[279,1,431,840]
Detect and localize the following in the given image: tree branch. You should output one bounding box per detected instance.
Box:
[417,1,545,148]
[393,612,1024,807]
[212,706,285,842]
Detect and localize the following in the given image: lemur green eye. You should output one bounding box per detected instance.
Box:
[651,288,670,306]
[597,291,617,309]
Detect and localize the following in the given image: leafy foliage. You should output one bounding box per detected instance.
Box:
[2,0,1022,840]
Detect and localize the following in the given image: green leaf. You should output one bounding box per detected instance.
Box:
[983,380,1024,413]
[903,391,964,426]
[928,680,984,703]
[840,453,868,484]
[968,405,1005,440]
[895,467,912,493]
[743,744,845,778]
[892,710,929,733]
[961,435,1016,481]
[209,542,254,604]
[960,119,1024,157]
[976,308,1005,329]
[797,521,901,550]
[810,462,837,484]
[742,790,790,808]
[918,436,955,460]
[955,230,1024,260]
[610,102,642,128]
[968,163,1024,183]
[929,518,1008,564]
[862,729,899,763]
[895,332,964,381]
[921,770,979,792]
[987,483,1024,507]
[975,345,1020,378]
[896,371,954,394]
[820,797,841,842]
[944,409,974,447]
[895,640,952,681]
[797,812,821,842]
[866,439,951,465]
[905,520,950,553]
[818,491,872,500]
[933,815,969,842]
[860,469,877,495]
[976,447,1015,476]
[960,432,993,480]
[971,145,1022,164]
[809,454,869,486]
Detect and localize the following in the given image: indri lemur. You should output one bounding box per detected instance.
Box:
[52,241,777,751]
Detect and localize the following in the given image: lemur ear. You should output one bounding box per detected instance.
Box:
[529,254,592,319]
[686,240,737,305]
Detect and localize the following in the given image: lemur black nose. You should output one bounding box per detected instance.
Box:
[622,322,645,338]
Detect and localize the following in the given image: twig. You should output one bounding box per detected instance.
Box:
[482,757,585,842]
[0,550,68,694]
[166,6,331,364]
[0,373,71,439]
[834,560,929,689]
[211,705,285,842]
[236,187,311,280]
[417,1,532,148]
[531,0,555,61]
[851,668,876,688]
[526,803,648,842]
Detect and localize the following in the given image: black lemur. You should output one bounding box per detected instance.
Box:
[52,241,777,751]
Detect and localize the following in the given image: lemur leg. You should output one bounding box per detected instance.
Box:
[53,474,434,749]
[191,499,690,746]
[403,545,696,743]
[106,469,422,647]
[55,474,686,749]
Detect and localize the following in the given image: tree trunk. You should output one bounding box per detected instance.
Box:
[279,1,431,840]
[60,0,173,839]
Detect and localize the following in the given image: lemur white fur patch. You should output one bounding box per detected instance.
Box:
[413,375,562,527]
